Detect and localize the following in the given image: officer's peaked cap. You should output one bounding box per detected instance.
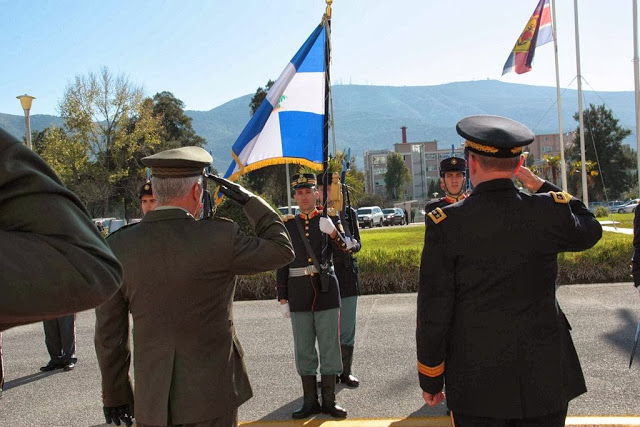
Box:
[457,115,534,158]
[142,146,212,178]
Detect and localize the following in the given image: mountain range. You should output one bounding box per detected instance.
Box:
[1,80,636,172]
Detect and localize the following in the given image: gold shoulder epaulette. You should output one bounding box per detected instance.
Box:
[283,214,295,222]
[327,207,337,217]
[549,191,572,204]
[427,207,447,224]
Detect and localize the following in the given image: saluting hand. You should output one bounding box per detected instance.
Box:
[515,166,545,193]
[209,175,253,206]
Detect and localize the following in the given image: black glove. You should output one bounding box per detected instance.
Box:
[103,404,134,426]
[209,175,253,206]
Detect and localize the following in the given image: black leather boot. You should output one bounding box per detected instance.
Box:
[292,375,321,419]
[320,374,347,418]
[338,345,359,388]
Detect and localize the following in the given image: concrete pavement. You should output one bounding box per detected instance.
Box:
[0,284,639,426]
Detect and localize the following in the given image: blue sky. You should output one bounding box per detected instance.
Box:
[1,0,636,116]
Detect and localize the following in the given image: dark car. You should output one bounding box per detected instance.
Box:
[382,208,405,226]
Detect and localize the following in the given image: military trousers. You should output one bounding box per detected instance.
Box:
[451,405,568,427]
[339,296,357,346]
[42,314,76,363]
[290,308,342,376]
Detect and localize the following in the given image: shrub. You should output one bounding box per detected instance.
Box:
[594,206,609,218]
[233,229,634,301]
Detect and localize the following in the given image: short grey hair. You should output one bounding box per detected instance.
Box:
[152,175,203,204]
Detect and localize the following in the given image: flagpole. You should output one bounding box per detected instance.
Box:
[573,0,588,207]
[633,0,640,198]
[286,163,292,213]
[321,1,332,267]
[551,0,568,191]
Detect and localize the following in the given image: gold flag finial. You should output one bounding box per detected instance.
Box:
[325,0,332,18]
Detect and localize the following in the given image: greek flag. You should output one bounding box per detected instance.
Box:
[222,23,326,181]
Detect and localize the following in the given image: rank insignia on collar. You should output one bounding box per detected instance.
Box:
[549,191,572,204]
[427,207,447,224]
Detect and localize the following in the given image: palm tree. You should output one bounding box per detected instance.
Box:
[569,160,599,197]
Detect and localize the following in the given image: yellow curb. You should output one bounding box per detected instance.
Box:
[239,416,640,427]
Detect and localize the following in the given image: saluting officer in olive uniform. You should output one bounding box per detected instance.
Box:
[95,146,294,427]
[0,126,122,332]
[425,155,467,213]
[316,173,361,388]
[277,173,349,419]
[417,115,602,426]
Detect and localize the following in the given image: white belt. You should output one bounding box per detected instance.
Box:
[289,265,320,277]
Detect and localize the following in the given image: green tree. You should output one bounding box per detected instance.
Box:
[384,152,411,200]
[58,66,163,217]
[152,91,206,149]
[427,178,441,199]
[566,103,634,199]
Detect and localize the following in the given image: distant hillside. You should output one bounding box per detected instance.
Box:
[1,81,635,171]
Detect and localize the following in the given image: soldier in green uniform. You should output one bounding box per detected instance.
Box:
[94,146,294,427]
[0,127,123,332]
[425,155,467,213]
[417,115,602,426]
[277,173,349,419]
[139,180,157,216]
[316,173,361,388]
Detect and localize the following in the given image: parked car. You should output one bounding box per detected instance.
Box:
[277,205,300,216]
[357,206,383,228]
[382,208,405,226]
[611,199,640,213]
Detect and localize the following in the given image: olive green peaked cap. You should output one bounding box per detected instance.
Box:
[142,146,212,178]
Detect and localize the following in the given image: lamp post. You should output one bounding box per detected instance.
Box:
[16,94,35,150]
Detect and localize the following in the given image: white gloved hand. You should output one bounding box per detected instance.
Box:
[280,302,290,318]
[345,237,357,250]
[319,217,337,235]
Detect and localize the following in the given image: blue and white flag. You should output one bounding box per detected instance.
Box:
[222,23,326,182]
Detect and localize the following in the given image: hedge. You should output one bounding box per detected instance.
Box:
[233,228,633,301]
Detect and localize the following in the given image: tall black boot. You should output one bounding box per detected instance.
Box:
[292,375,321,419]
[320,374,347,418]
[338,345,359,387]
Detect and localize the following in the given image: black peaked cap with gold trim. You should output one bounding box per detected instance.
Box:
[439,156,466,177]
[142,146,212,178]
[457,115,534,158]
[139,181,153,199]
[291,173,317,190]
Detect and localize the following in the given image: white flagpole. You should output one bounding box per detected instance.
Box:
[573,0,588,207]
[551,0,568,191]
[633,0,640,198]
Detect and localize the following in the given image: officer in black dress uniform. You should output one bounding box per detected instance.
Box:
[277,173,349,419]
[139,180,157,216]
[425,156,468,213]
[316,173,361,388]
[417,115,603,426]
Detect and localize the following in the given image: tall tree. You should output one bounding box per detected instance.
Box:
[566,103,634,199]
[58,66,163,217]
[152,91,206,149]
[384,152,411,200]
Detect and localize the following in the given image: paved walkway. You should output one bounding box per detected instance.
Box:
[1,285,639,426]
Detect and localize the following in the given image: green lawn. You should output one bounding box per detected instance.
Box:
[597,212,634,228]
[359,225,424,252]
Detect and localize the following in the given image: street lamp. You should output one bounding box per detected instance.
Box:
[16,94,35,150]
